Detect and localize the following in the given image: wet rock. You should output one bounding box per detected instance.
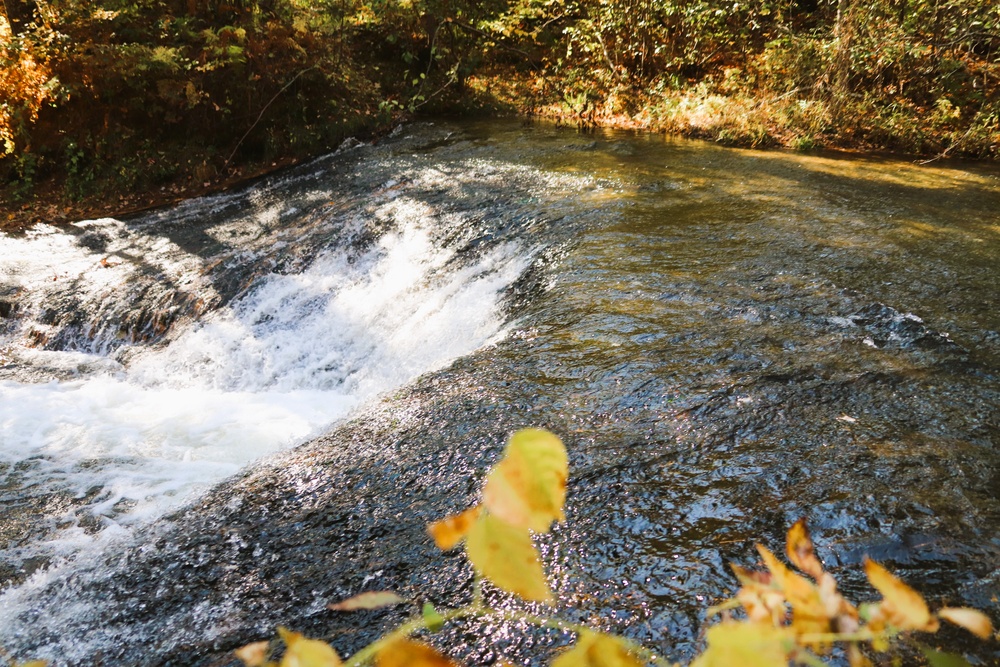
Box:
[2,120,998,667]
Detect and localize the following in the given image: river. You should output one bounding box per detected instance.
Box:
[1,120,998,665]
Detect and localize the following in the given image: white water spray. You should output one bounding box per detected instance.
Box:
[0,192,530,573]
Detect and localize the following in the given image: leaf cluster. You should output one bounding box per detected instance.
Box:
[5,428,995,667]
[699,520,994,666]
[216,428,994,667]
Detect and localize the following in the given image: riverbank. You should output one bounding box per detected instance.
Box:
[3,0,997,231]
[4,82,994,235]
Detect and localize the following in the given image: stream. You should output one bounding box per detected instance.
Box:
[1,120,998,665]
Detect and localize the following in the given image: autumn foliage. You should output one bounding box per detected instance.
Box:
[218,428,994,667]
[2,0,999,213]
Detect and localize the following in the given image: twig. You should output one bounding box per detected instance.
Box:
[444,17,541,68]
[409,19,446,105]
[593,23,625,82]
[224,66,317,169]
[917,121,978,164]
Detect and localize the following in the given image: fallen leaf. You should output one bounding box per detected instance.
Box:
[328,591,407,611]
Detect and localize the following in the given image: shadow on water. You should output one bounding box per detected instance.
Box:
[0,120,997,665]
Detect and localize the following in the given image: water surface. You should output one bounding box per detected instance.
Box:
[0,120,997,665]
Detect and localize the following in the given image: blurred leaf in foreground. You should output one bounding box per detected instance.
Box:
[690,622,791,667]
[376,639,459,667]
[483,428,568,533]
[327,591,406,611]
[864,559,939,633]
[937,607,994,639]
[551,630,644,667]
[466,512,551,601]
[277,627,341,667]
[428,505,482,550]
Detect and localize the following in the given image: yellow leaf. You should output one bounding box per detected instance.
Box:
[375,639,459,667]
[863,559,939,632]
[13,662,49,667]
[427,505,482,551]
[938,607,994,639]
[277,628,342,667]
[786,519,824,580]
[736,583,787,625]
[551,630,644,667]
[483,428,568,533]
[690,622,791,667]
[847,643,873,667]
[466,513,552,602]
[327,591,406,611]
[757,545,830,640]
[235,641,271,667]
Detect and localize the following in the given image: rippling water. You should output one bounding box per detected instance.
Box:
[1,121,997,665]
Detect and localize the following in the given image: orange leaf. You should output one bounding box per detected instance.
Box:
[938,607,994,639]
[863,559,939,632]
[786,519,824,580]
[427,505,482,551]
[375,640,460,667]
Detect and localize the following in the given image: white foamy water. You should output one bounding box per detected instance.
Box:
[0,196,531,572]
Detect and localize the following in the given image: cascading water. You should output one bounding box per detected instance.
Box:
[0,127,583,592]
[1,121,998,666]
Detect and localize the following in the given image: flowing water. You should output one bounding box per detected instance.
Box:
[0,121,997,665]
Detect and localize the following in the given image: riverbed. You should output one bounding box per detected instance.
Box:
[1,120,997,665]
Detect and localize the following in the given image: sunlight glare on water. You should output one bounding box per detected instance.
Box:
[0,193,531,569]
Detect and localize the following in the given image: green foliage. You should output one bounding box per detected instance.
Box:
[224,427,994,667]
[2,0,999,209]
